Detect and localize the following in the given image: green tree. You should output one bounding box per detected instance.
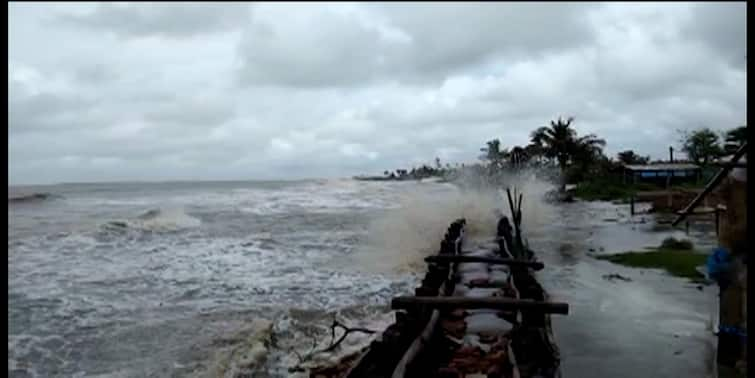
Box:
[723,125,747,154]
[530,117,605,190]
[679,128,724,165]
[480,139,508,170]
[509,146,528,166]
[616,150,650,165]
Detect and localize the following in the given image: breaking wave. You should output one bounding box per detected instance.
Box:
[353,169,557,273]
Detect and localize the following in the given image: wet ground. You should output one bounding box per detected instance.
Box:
[527,200,718,378]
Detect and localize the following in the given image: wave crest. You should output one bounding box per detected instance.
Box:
[103,207,201,233]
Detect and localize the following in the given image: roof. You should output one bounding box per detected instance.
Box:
[624,163,700,171]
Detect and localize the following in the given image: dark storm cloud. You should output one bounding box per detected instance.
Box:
[8,2,747,185]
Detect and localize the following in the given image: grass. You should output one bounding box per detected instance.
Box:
[572,179,657,201]
[595,238,707,281]
[572,175,707,202]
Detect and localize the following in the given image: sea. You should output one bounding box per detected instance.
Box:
[8,175,720,377]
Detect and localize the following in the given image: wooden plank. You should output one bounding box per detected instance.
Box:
[672,143,747,226]
[391,296,569,315]
[425,255,544,270]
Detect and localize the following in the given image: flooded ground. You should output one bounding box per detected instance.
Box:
[528,200,718,378]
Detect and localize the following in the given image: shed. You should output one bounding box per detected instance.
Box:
[623,163,701,185]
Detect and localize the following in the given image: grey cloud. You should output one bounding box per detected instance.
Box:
[9,90,100,134]
[73,64,119,84]
[237,3,595,88]
[8,2,748,185]
[56,2,251,39]
[143,95,237,128]
[682,2,747,69]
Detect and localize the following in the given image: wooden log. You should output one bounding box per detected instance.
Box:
[391,296,569,315]
[672,142,747,226]
[424,255,544,270]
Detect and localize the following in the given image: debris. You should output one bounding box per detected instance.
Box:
[602,273,632,282]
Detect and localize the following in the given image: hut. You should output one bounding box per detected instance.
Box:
[622,163,701,186]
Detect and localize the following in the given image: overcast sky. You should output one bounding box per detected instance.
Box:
[9,2,747,185]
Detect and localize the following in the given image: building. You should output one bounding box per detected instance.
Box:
[622,163,702,185]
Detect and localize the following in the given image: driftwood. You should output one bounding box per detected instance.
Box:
[391,296,569,315]
[425,255,544,270]
[290,317,378,370]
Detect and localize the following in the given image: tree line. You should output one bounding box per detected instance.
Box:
[381,118,746,188]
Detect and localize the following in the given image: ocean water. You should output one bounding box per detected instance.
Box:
[8,176,719,377]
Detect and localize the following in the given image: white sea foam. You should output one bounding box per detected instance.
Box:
[353,169,558,273]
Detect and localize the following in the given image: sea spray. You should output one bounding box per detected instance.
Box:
[354,168,558,273]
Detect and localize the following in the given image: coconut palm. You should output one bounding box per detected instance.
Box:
[480,139,509,171]
[530,116,605,190]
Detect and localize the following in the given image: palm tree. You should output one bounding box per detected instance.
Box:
[530,117,605,190]
[509,146,528,167]
[616,150,650,165]
[480,139,509,171]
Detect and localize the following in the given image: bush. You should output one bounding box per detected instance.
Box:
[660,237,694,250]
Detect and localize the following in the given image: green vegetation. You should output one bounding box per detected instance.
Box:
[659,237,693,250]
[529,117,606,191]
[596,238,707,281]
[369,120,745,200]
[724,125,747,155]
[572,179,635,201]
[616,150,650,165]
[679,128,724,166]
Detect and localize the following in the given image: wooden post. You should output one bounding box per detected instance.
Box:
[666,172,672,209]
[630,195,635,216]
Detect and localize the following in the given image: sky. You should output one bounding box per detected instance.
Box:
[8,2,747,185]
